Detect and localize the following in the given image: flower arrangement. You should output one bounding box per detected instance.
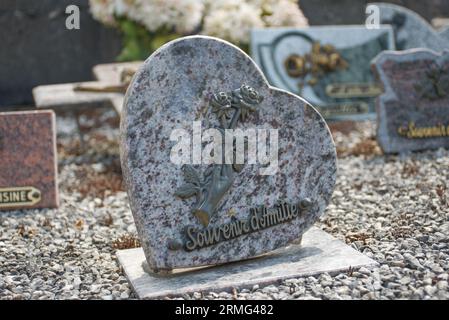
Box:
[89,0,308,61]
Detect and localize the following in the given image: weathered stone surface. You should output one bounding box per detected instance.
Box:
[33,61,142,114]
[372,2,449,51]
[117,227,378,299]
[120,36,337,271]
[251,26,394,121]
[372,49,449,153]
[0,110,59,210]
[33,82,122,112]
[93,61,142,83]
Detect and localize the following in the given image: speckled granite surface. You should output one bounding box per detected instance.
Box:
[120,36,337,271]
[0,110,58,210]
[372,49,449,154]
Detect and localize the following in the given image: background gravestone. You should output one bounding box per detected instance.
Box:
[1,0,448,108]
[371,2,449,51]
[373,49,449,153]
[251,26,394,121]
[0,0,121,107]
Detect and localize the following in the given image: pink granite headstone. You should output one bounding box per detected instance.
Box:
[120,36,337,272]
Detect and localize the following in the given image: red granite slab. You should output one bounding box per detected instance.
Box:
[0,110,59,210]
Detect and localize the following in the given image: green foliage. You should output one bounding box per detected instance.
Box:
[115,18,181,62]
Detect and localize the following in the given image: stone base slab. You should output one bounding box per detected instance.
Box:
[116,227,377,299]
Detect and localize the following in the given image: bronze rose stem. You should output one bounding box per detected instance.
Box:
[175,85,263,227]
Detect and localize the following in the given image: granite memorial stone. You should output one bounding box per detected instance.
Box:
[371,2,449,51]
[0,110,59,210]
[120,36,338,272]
[250,26,395,121]
[372,49,449,153]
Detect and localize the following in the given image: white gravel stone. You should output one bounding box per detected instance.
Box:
[0,117,447,300]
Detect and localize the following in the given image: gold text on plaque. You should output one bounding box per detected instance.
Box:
[182,200,312,251]
[397,122,449,139]
[325,83,383,98]
[316,102,370,118]
[0,187,42,208]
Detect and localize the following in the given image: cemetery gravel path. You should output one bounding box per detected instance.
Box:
[0,112,447,300]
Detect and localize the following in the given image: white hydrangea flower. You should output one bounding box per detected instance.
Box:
[205,0,242,11]
[127,0,203,34]
[89,0,308,44]
[263,0,309,27]
[171,0,205,34]
[203,1,263,44]
[89,0,116,26]
[114,0,141,17]
[133,0,169,32]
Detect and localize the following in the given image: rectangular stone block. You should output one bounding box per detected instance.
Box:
[117,227,377,299]
[0,110,59,210]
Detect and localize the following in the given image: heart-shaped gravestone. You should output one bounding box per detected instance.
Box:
[120,36,337,272]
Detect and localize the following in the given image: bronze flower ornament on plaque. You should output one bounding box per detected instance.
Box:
[284,42,348,88]
[175,84,263,227]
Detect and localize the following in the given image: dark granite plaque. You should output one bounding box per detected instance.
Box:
[372,49,449,154]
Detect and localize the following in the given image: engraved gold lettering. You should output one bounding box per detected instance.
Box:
[325,83,382,98]
[221,224,231,240]
[292,204,299,217]
[196,232,205,247]
[276,208,285,223]
[0,187,41,208]
[183,201,306,251]
[397,122,449,139]
[205,226,220,245]
[242,220,250,233]
[250,209,259,230]
[185,226,197,251]
[230,219,243,238]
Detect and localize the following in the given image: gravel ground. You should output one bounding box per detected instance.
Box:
[0,110,448,300]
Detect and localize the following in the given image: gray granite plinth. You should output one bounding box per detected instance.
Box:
[117,227,377,299]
